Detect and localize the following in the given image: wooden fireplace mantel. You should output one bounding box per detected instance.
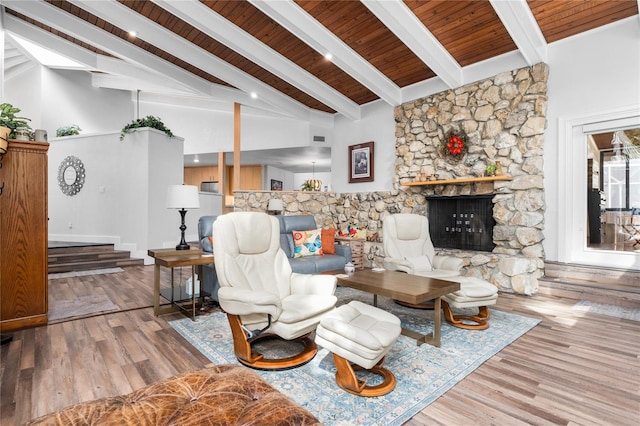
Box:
[401,175,513,187]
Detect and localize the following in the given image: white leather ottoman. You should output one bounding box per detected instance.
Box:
[315,300,401,397]
[441,276,498,330]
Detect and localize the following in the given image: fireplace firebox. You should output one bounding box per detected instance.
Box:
[427,195,495,252]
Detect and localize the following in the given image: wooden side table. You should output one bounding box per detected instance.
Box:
[148,248,214,320]
[335,237,365,269]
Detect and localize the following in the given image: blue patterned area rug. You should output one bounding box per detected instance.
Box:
[169,287,540,426]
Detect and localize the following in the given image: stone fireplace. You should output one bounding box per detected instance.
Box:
[393,62,549,295]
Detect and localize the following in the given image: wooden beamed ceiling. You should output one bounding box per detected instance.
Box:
[2,0,638,120]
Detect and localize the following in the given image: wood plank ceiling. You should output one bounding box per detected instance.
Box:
[2,0,638,121]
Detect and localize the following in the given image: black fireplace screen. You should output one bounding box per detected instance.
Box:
[427,195,495,252]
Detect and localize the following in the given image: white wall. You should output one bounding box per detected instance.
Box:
[333,101,396,193]
[544,17,640,267]
[48,129,186,263]
[264,165,295,191]
[138,96,323,155]
[4,67,132,138]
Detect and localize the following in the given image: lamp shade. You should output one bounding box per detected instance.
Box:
[267,198,284,211]
[166,184,200,209]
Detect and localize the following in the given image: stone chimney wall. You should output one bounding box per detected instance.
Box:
[234,63,549,295]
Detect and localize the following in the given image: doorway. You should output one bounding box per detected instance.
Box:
[558,108,640,270]
[586,129,640,253]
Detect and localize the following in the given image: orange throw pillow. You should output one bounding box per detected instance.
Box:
[321,228,336,254]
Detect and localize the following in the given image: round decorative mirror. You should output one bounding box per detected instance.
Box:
[58,156,85,196]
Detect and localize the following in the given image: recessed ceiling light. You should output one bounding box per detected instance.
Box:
[250,92,258,99]
[128,30,137,38]
[324,53,333,61]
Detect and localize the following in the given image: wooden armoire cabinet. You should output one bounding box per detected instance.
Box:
[0,139,49,331]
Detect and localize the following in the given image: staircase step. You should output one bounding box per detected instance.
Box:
[541,262,640,308]
[47,242,143,273]
[544,261,640,287]
[48,243,115,255]
[48,258,144,274]
[49,250,133,265]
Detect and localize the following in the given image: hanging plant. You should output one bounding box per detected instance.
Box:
[440,129,468,163]
[120,115,174,141]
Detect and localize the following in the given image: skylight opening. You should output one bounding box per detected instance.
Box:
[10,35,87,69]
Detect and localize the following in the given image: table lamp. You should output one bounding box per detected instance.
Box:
[166,184,200,250]
[267,198,284,215]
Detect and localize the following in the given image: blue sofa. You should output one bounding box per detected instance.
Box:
[198,215,352,298]
[277,215,352,274]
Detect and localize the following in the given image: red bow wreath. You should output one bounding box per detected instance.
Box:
[440,130,468,162]
[448,135,465,155]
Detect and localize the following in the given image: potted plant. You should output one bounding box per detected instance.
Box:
[56,124,82,137]
[486,164,496,176]
[120,115,174,141]
[0,102,32,154]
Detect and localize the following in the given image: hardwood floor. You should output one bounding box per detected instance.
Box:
[1,265,639,425]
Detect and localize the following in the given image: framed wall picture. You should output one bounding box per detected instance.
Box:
[270,179,283,191]
[348,141,374,183]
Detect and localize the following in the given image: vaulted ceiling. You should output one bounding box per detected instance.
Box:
[2,0,638,125]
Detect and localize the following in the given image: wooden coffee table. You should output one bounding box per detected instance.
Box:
[334,269,460,347]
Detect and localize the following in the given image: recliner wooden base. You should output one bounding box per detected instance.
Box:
[333,354,396,397]
[226,314,317,370]
[442,301,490,330]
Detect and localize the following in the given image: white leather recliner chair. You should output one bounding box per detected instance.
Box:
[213,212,338,369]
[382,213,498,330]
[382,213,464,278]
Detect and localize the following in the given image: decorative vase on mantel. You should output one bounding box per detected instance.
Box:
[495,161,503,176]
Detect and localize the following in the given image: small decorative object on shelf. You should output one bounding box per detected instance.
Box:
[14,127,30,141]
[440,129,467,163]
[495,161,503,176]
[486,164,496,176]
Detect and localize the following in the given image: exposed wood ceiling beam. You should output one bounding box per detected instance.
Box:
[362,0,462,89]
[5,17,198,96]
[5,12,264,103]
[490,0,548,65]
[4,14,97,69]
[94,56,201,95]
[4,0,331,125]
[4,0,213,95]
[250,0,399,109]
[4,13,97,69]
[74,0,323,122]
[153,0,360,120]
